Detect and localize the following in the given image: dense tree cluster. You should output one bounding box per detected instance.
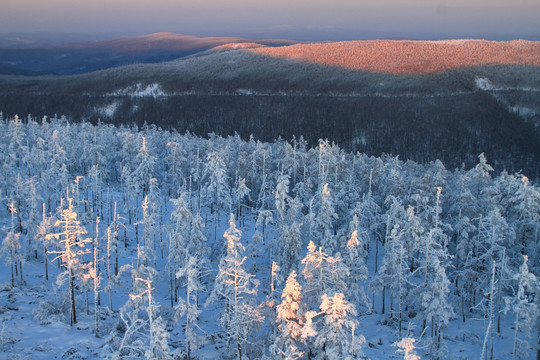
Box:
[0,114,538,359]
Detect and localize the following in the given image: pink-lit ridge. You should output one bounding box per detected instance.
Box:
[245,39,540,75]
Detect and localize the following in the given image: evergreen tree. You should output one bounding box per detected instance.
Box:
[315,293,365,360]
[204,150,232,240]
[317,183,338,253]
[271,270,304,359]
[1,203,23,287]
[504,255,539,360]
[130,277,171,360]
[132,136,156,198]
[301,241,348,311]
[207,214,263,360]
[176,255,206,360]
[395,337,421,360]
[47,194,92,326]
[346,215,371,312]
[35,203,56,281]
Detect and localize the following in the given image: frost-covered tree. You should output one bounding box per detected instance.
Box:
[165,141,186,197]
[3,115,27,179]
[206,214,263,360]
[116,277,171,360]
[467,153,494,201]
[256,208,274,243]
[346,215,371,312]
[132,136,156,198]
[301,241,349,311]
[168,194,209,308]
[138,195,157,262]
[454,212,478,322]
[23,176,42,257]
[315,293,365,360]
[271,270,304,359]
[275,174,292,224]
[148,178,165,256]
[419,255,452,360]
[480,261,498,360]
[131,245,159,312]
[175,255,206,360]
[233,176,250,226]
[35,203,56,281]
[168,193,192,305]
[371,206,421,337]
[350,190,381,270]
[47,195,92,326]
[504,255,539,360]
[2,203,23,287]
[395,337,421,360]
[317,183,338,253]
[505,175,540,264]
[47,129,70,207]
[279,222,304,280]
[204,150,231,240]
[82,217,102,337]
[247,230,264,273]
[104,249,130,312]
[370,199,418,319]
[273,174,304,275]
[474,207,515,334]
[415,189,453,360]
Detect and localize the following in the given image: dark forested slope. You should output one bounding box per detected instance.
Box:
[0,39,539,176]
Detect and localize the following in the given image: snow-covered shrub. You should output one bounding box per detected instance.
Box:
[32,299,68,324]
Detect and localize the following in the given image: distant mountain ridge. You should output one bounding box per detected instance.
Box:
[63,32,279,52]
[0,32,296,75]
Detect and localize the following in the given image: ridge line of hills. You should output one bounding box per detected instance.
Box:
[0,32,297,76]
[0,35,538,177]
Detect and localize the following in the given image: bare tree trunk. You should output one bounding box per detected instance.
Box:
[44,248,49,281]
[70,269,77,326]
[10,262,15,287]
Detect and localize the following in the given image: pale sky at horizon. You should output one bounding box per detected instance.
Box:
[1,0,539,41]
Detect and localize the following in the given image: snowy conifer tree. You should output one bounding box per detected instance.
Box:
[301,241,349,311]
[346,215,371,312]
[132,136,156,198]
[165,141,186,197]
[129,277,171,360]
[1,203,23,287]
[175,255,206,360]
[273,174,304,275]
[206,214,263,360]
[168,192,192,305]
[315,293,365,360]
[317,183,338,253]
[47,194,92,326]
[204,150,232,240]
[395,337,421,360]
[35,203,56,280]
[504,255,539,360]
[271,270,304,359]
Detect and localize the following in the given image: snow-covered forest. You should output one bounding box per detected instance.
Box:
[0,113,538,360]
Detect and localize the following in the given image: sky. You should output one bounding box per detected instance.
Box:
[1,0,539,41]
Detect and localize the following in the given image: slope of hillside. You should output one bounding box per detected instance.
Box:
[0,39,539,176]
[248,39,540,74]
